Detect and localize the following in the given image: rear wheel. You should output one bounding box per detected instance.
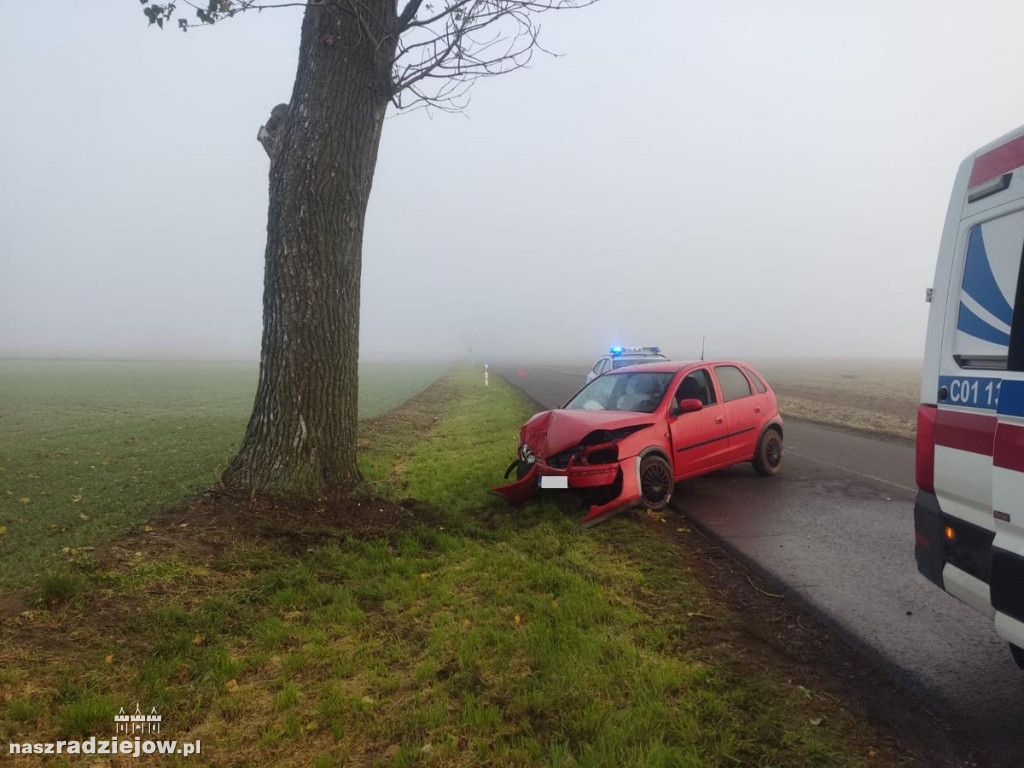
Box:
[753,427,783,476]
[1011,644,1024,669]
[639,455,673,509]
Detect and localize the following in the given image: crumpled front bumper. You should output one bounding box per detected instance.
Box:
[490,456,642,529]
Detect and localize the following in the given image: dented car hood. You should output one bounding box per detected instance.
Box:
[520,409,655,458]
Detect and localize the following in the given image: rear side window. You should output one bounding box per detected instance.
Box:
[743,367,767,393]
[715,365,752,402]
[954,212,1024,370]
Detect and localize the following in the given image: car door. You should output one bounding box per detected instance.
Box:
[668,368,729,478]
[713,364,760,462]
[991,220,1024,642]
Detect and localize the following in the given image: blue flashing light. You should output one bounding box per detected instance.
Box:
[610,346,624,355]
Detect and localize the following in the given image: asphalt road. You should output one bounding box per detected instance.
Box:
[491,363,1024,766]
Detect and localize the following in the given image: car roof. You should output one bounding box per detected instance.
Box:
[603,359,758,375]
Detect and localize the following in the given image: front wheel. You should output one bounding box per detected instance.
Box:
[639,455,673,509]
[753,428,783,477]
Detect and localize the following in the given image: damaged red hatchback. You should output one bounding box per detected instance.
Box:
[491,361,783,528]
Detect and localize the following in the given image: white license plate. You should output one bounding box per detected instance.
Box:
[539,475,569,489]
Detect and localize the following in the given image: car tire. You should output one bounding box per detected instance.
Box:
[639,455,673,509]
[753,427,783,477]
[1011,644,1024,669]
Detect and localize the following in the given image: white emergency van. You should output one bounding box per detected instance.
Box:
[916,126,1024,668]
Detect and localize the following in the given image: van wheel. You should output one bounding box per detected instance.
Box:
[1011,644,1024,669]
[753,427,783,476]
[639,455,673,509]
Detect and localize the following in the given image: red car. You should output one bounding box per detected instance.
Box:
[491,360,783,528]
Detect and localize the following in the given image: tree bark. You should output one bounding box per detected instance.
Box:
[222,1,396,499]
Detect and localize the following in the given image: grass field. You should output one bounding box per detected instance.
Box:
[0,368,920,767]
[754,359,921,441]
[0,360,449,590]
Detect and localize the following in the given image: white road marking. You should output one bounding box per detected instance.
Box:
[787,449,916,493]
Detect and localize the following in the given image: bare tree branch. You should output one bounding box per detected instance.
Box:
[388,0,597,111]
[141,0,596,114]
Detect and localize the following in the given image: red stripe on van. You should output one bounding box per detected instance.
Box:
[994,422,1024,473]
[935,409,996,456]
[970,134,1024,186]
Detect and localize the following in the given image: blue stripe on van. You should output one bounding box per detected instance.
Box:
[962,225,1015,326]
[997,380,1024,418]
[957,302,1011,346]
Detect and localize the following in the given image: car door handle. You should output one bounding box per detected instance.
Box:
[754,407,761,413]
[715,417,724,424]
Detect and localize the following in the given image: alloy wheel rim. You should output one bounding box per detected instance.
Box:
[765,435,782,468]
[641,462,672,505]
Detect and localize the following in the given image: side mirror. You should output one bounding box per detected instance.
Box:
[677,398,703,414]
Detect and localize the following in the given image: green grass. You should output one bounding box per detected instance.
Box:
[0,359,448,589]
[0,367,884,767]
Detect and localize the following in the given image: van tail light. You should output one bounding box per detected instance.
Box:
[916,404,938,492]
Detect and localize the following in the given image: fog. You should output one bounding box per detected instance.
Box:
[3,1,1024,363]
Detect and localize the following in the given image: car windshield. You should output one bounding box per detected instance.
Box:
[565,371,675,413]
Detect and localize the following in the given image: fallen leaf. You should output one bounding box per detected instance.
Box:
[461,618,471,630]
[71,494,82,503]
[178,523,189,529]
[224,679,239,693]
[677,526,691,533]
[79,513,90,521]
[809,716,824,726]
[868,748,877,758]
[192,634,204,645]
[513,614,523,626]
[361,695,375,705]
[104,654,114,665]
[303,720,319,732]
[18,497,29,505]
[27,473,40,479]
[0,526,7,536]
[143,525,153,532]
[419,572,430,581]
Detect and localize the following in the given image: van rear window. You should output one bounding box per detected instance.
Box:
[953,213,1024,370]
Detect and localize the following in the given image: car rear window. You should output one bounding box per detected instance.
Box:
[715,365,752,402]
[743,367,767,393]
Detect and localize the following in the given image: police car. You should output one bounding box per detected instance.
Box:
[586,346,669,383]
[915,125,1024,668]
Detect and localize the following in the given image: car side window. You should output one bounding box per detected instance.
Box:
[598,358,610,374]
[714,365,752,402]
[675,369,717,406]
[743,367,767,393]
[592,359,604,375]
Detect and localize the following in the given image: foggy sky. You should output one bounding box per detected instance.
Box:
[3,1,1024,363]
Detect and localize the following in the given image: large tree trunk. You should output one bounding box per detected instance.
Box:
[223,2,396,499]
